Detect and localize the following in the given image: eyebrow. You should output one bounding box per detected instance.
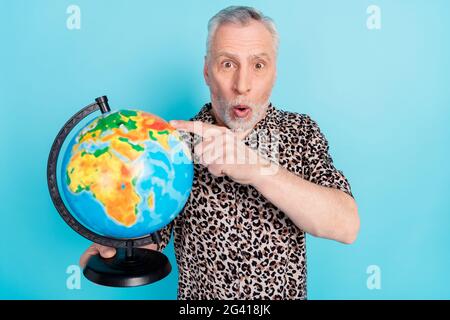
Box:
[216,52,272,62]
[250,53,271,61]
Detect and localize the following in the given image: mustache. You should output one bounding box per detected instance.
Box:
[219,97,262,110]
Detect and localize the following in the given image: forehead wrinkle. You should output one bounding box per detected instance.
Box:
[214,51,272,62]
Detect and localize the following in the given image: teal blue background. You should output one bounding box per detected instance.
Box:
[1,0,449,299]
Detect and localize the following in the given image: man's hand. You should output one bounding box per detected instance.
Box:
[79,243,158,268]
[169,121,359,244]
[170,120,270,185]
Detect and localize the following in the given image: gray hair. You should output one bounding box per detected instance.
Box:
[206,6,279,58]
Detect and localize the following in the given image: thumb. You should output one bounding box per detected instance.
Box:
[96,245,116,259]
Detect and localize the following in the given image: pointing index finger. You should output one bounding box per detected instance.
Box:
[169,120,227,138]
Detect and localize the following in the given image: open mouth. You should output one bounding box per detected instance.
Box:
[232,105,251,118]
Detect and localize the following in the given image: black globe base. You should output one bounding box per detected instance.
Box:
[83,247,172,287]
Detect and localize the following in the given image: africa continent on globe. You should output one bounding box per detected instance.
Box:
[61,109,193,239]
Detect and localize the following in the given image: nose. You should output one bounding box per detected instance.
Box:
[233,66,251,95]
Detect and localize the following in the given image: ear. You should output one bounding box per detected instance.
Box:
[203,56,210,86]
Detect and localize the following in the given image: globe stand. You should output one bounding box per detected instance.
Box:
[84,239,171,287]
[47,96,173,287]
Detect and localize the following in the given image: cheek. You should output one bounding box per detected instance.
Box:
[254,77,275,100]
[263,69,276,88]
[209,71,234,96]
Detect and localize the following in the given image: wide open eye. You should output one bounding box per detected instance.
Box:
[222,61,234,69]
[255,62,265,70]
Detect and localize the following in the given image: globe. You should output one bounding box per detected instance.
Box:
[60,109,193,240]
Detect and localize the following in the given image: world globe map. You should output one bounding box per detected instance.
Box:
[61,109,193,239]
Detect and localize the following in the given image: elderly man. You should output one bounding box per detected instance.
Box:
[80,6,359,300]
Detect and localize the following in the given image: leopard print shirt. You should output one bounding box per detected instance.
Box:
[157,103,353,300]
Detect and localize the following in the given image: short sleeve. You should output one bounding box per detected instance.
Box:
[302,116,354,198]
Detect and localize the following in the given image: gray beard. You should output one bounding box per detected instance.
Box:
[215,98,270,132]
